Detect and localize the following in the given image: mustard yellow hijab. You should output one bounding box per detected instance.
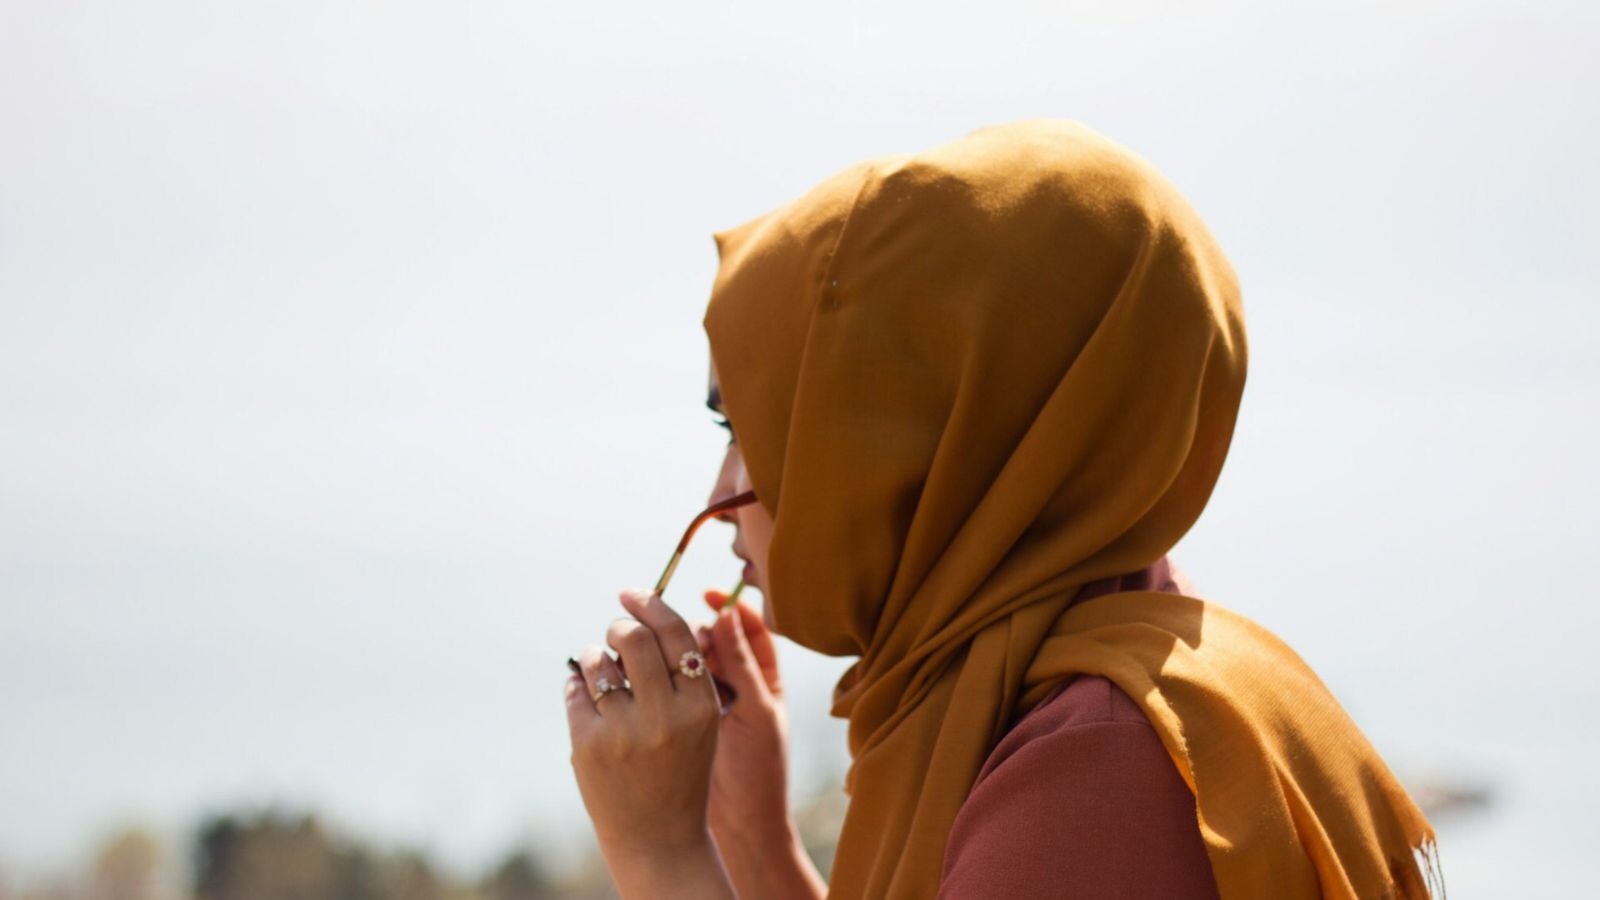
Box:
[702,120,1438,899]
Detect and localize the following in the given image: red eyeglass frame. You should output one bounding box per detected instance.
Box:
[654,488,759,605]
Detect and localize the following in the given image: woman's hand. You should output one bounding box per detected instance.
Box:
[696,591,792,840]
[564,588,734,899]
[695,591,826,900]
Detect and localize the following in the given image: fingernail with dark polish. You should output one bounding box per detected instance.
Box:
[566,657,581,674]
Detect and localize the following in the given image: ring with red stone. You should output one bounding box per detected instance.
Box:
[677,649,707,678]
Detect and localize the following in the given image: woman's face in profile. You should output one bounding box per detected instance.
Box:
[707,359,777,631]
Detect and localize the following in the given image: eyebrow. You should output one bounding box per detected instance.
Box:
[707,385,722,413]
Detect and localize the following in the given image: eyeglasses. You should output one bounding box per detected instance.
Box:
[654,488,759,608]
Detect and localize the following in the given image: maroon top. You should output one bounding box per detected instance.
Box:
[937,558,1220,899]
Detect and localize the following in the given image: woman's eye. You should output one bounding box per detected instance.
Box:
[712,415,735,443]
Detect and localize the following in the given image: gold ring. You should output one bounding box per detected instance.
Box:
[678,650,707,678]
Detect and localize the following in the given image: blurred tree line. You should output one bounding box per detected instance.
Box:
[0,812,615,900]
[0,778,848,900]
[192,812,571,900]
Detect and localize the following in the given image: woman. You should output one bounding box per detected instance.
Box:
[563,120,1440,899]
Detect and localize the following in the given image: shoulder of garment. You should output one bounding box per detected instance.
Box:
[937,673,1222,900]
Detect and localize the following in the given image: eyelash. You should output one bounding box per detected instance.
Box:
[713,415,735,443]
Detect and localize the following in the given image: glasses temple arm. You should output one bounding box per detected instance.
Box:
[653,489,759,597]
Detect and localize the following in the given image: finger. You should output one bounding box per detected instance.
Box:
[619,588,710,690]
[694,621,719,668]
[694,620,740,706]
[699,595,731,676]
[730,599,782,695]
[692,620,741,711]
[710,603,767,700]
[606,617,670,695]
[564,673,597,732]
[577,644,630,715]
[704,588,732,613]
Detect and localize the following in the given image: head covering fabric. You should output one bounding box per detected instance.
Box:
[702,120,1437,899]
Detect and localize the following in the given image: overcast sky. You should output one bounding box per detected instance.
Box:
[2,2,1596,895]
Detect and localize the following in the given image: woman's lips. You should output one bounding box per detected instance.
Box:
[742,560,756,581]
